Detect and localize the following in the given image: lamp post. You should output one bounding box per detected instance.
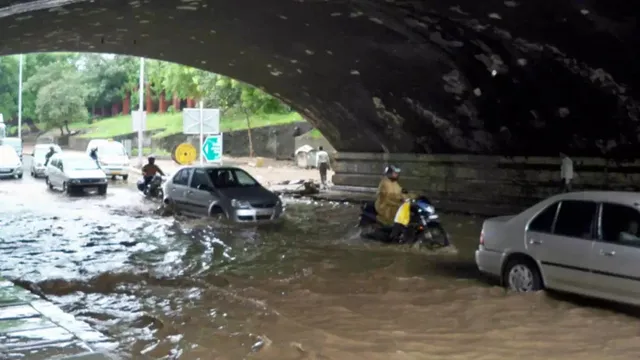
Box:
[17,54,23,138]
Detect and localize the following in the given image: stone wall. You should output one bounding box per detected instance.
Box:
[332,153,640,215]
[61,122,313,159]
[154,121,312,159]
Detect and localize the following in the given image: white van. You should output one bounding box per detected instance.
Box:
[85,139,130,180]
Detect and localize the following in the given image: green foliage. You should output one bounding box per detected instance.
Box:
[33,66,88,135]
[0,52,298,136]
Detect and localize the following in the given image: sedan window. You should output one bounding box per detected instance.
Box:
[528,202,559,233]
[190,169,211,190]
[173,168,192,186]
[600,203,640,247]
[553,200,597,239]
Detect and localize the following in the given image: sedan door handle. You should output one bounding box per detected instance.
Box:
[599,250,616,256]
[186,190,193,195]
[528,239,543,245]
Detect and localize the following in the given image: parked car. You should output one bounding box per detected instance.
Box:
[85,139,130,181]
[0,137,23,160]
[163,165,283,223]
[476,191,640,306]
[0,144,23,179]
[30,144,62,178]
[45,153,108,195]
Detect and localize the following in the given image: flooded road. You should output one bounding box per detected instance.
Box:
[1,164,640,359]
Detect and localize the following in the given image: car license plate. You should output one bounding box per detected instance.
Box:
[111,171,121,175]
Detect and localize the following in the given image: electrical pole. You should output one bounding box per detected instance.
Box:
[17,54,23,139]
[137,57,144,166]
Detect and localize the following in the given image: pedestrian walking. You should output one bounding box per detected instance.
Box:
[316,146,330,188]
[560,152,573,192]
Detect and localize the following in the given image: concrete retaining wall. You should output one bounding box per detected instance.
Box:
[332,152,640,214]
[61,122,313,159]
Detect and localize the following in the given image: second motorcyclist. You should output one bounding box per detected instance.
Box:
[138,156,165,192]
[44,146,57,166]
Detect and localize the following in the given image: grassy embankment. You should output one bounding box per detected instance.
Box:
[60,111,302,156]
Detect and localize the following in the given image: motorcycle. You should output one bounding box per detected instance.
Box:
[358,196,450,248]
[137,174,165,199]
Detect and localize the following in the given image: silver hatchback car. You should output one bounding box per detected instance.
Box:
[476,191,640,306]
[163,165,283,223]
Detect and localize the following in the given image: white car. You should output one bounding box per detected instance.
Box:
[45,153,108,195]
[476,191,640,306]
[30,144,62,178]
[85,139,130,181]
[0,144,23,179]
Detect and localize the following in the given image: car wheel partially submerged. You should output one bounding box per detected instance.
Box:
[503,258,543,293]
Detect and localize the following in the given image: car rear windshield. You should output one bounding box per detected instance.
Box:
[98,143,126,156]
[65,158,100,171]
[207,168,259,188]
[0,146,19,163]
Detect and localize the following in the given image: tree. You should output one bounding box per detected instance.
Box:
[28,61,89,135]
[35,79,88,135]
[0,56,18,125]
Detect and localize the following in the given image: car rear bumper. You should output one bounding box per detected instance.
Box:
[67,179,108,187]
[101,167,127,176]
[475,247,504,277]
[0,167,22,178]
[33,166,46,176]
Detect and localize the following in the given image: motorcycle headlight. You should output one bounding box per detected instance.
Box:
[231,199,251,209]
[425,205,435,213]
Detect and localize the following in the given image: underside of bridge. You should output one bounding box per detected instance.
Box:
[1,0,638,157]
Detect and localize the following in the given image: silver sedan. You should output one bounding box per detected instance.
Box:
[163,164,283,223]
[476,191,640,306]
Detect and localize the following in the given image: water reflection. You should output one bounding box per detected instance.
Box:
[1,184,640,359]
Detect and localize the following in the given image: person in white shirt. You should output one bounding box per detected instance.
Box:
[560,152,573,192]
[316,146,330,188]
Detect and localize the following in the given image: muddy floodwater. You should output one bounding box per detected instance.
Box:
[1,173,640,360]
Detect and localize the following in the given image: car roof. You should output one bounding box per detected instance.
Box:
[182,164,242,171]
[544,191,640,207]
[51,153,90,160]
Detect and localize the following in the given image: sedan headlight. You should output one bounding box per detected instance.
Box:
[231,199,251,209]
[69,179,80,184]
[425,205,435,213]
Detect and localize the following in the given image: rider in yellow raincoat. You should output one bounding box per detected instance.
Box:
[374,165,411,225]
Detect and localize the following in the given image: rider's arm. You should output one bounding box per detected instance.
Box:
[156,165,165,176]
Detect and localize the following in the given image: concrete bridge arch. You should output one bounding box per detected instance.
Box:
[3,0,638,158]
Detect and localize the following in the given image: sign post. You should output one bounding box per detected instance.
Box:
[136,57,145,166]
[199,101,204,165]
[183,105,220,163]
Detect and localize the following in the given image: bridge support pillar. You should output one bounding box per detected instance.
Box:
[332,152,640,215]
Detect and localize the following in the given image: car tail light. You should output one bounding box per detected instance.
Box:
[479,230,485,246]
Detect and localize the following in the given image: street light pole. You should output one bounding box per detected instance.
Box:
[137,57,144,167]
[17,54,23,139]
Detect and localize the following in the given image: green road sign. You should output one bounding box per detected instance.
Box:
[202,134,223,162]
